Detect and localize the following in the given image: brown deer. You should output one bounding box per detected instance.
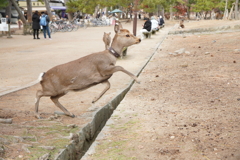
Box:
[103,32,111,50]
[35,28,141,119]
[114,21,127,58]
[179,19,185,29]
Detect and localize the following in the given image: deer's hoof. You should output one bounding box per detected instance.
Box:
[136,80,141,84]
[70,114,75,118]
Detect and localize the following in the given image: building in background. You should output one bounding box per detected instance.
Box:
[0,0,66,23]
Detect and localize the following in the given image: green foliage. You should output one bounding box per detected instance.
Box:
[66,0,98,13]
[0,0,8,8]
[140,0,165,12]
[192,0,226,12]
[66,0,134,14]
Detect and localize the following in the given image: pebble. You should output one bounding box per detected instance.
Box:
[18,155,23,158]
[234,49,240,54]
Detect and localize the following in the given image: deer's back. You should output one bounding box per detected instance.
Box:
[40,51,116,94]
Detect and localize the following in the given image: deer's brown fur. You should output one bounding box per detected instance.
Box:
[35,28,141,118]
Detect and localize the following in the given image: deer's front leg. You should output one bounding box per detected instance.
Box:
[103,66,140,83]
[92,80,111,103]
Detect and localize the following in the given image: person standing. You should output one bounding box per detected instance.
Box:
[5,15,10,24]
[40,12,51,40]
[32,11,40,39]
[138,13,141,19]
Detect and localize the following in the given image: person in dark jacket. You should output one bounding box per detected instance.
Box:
[139,17,152,39]
[41,12,51,40]
[158,15,165,28]
[32,11,40,39]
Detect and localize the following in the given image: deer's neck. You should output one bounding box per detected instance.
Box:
[108,47,120,58]
[110,43,124,57]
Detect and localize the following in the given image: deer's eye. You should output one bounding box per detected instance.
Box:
[126,34,130,37]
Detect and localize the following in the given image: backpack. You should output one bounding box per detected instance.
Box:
[40,15,47,26]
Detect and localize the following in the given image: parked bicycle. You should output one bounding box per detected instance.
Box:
[49,20,73,33]
[71,18,88,29]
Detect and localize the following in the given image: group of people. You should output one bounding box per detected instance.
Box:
[32,11,51,40]
[140,15,165,39]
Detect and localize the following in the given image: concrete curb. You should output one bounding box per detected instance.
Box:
[169,24,240,35]
[0,80,38,97]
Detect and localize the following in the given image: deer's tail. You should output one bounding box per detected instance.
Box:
[38,72,45,82]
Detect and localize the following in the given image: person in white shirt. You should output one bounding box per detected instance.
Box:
[150,16,159,31]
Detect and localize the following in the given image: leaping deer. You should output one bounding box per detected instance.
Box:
[35,27,141,119]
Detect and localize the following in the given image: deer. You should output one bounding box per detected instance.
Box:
[114,20,128,58]
[34,27,141,119]
[179,19,185,29]
[103,32,111,50]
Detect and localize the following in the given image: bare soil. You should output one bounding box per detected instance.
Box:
[1,19,240,160]
[85,21,240,160]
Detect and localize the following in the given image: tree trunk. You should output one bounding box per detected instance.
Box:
[5,1,12,19]
[64,0,73,21]
[93,4,100,18]
[170,4,173,20]
[8,0,26,24]
[187,6,191,20]
[26,0,32,22]
[235,0,239,19]
[228,3,235,19]
[223,0,228,19]
[158,5,164,18]
[44,0,53,21]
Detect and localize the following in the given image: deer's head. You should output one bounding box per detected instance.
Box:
[104,32,111,37]
[112,29,141,48]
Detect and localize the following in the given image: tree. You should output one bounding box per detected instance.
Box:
[0,0,8,8]
[223,0,229,19]
[182,0,197,19]
[44,0,53,21]
[66,0,100,15]
[8,0,26,24]
[26,0,32,22]
[5,1,12,18]
[234,0,239,19]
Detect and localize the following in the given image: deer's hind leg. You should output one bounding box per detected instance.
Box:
[50,94,75,118]
[92,80,110,103]
[35,90,44,119]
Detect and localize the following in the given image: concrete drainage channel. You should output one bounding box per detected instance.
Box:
[54,30,171,160]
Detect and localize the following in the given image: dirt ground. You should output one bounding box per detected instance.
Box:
[0,19,165,160]
[85,22,240,160]
[1,19,240,160]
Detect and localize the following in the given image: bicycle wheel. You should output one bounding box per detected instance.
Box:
[66,24,73,32]
[72,23,79,31]
[50,25,56,34]
[59,24,66,32]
